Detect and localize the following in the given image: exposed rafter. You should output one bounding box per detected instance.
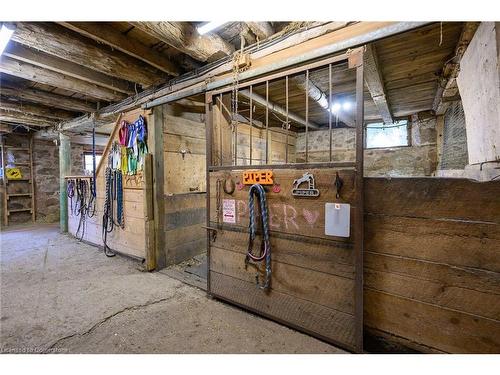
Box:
[0,83,97,113]
[3,42,134,95]
[131,22,235,62]
[9,22,166,87]
[0,56,126,102]
[246,22,274,41]
[0,98,74,120]
[433,22,480,115]
[363,44,393,124]
[58,22,180,76]
[0,109,56,127]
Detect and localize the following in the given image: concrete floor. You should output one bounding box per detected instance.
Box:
[0,224,345,354]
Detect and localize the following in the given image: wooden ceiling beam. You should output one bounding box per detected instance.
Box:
[433,22,480,115]
[0,109,56,127]
[10,22,166,87]
[131,22,235,62]
[0,56,126,102]
[363,44,393,124]
[58,22,180,76]
[3,42,135,95]
[0,83,97,113]
[0,97,75,120]
[246,22,275,41]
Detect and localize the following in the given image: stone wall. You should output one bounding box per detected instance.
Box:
[70,144,105,176]
[32,139,60,223]
[296,112,438,177]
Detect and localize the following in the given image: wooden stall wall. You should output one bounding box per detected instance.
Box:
[67,108,150,261]
[363,177,500,353]
[208,168,358,351]
[160,105,208,265]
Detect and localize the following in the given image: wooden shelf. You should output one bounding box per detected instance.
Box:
[6,178,32,182]
[7,193,32,197]
[3,147,30,151]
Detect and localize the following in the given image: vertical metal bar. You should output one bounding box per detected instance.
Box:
[205,92,213,294]
[285,76,289,164]
[59,132,70,233]
[249,85,253,166]
[305,70,309,163]
[329,64,333,162]
[234,90,238,166]
[354,56,365,354]
[265,81,269,164]
[218,93,222,166]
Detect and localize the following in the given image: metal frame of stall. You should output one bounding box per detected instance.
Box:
[204,47,365,352]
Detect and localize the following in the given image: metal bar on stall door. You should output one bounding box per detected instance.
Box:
[305,70,309,163]
[265,81,269,164]
[249,85,253,165]
[218,93,222,166]
[234,90,238,166]
[205,92,214,294]
[329,64,333,162]
[354,56,365,354]
[285,76,289,164]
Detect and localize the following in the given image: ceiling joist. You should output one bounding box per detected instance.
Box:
[0,109,56,128]
[0,83,97,113]
[0,56,126,102]
[10,22,167,87]
[0,98,75,120]
[131,22,235,62]
[363,44,393,124]
[246,22,275,41]
[3,42,135,95]
[58,22,180,76]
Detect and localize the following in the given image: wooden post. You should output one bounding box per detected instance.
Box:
[143,153,156,271]
[59,132,70,233]
[149,106,166,269]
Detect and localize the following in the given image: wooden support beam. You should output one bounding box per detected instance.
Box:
[0,109,56,127]
[0,56,126,102]
[4,42,134,95]
[363,44,393,124]
[59,132,70,233]
[58,22,180,76]
[433,22,480,115]
[0,97,75,120]
[246,22,274,41]
[0,83,96,113]
[131,22,235,62]
[10,22,167,87]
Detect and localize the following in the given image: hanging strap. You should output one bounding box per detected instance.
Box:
[246,184,272,290]
[118,120,129,146]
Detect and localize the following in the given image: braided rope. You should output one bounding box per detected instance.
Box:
[246,184,272,290]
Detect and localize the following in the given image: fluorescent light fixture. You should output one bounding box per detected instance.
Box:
[197,21,226,35]
[0,25,14,57]
[342,101,352,111]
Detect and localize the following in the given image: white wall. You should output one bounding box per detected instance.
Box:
[457,22,500,164]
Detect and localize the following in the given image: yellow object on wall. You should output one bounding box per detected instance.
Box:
[5,167,22,180]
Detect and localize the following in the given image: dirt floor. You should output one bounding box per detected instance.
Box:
[0,223,345,354]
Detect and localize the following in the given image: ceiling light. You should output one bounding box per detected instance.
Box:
[330,102,341,113]
[342,101,352,111]
[197,21,227,35]
[0,25,14,57]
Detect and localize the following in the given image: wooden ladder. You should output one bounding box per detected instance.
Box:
[1,134,36,226]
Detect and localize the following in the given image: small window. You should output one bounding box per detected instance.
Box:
[83,153,102,175]
[365,120,409,149]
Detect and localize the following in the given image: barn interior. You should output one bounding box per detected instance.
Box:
[0,20,499,355]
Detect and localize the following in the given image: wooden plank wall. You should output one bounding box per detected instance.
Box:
[208,168,358,350]
[364,177,500,353]
[67,108,148,260]
[162,106,207,265]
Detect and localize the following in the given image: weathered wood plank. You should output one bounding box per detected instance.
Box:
[364,177,500,223]
[364,289,500,353]
[0,98,74,120]
[210,271,356,349]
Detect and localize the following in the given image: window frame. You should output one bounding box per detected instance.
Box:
[364,117,411,150]
[82,151,103,175]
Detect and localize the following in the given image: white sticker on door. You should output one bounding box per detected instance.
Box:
[222,199,236,224]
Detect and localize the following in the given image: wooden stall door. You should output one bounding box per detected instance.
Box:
[205,50,365,352]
